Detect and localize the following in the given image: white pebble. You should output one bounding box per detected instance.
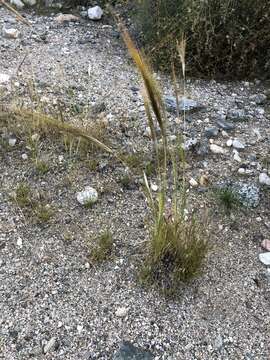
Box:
[259,173,270,186]
[115,307,128,318]
[8,138,16,146]
[76,186,98,205]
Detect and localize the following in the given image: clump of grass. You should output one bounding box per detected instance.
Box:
[214,186,241,213]
[34,204,54,223]
[13,182,32,207]
[35,159,50,174]
[119,173,133,189]
[121,25,208,291]
[89,231,113,263]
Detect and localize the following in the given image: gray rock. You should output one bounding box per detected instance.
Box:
[204,127,219,138]
[164,96,205,114]
[259,253,270,266]
[216,119,235,131]
[88,6,103,20]
[2,27,20,39]
[232,139,246,150]
[114,341,154,360]
[10,0,24,9]
[250,94,267,105]
[235,182,260,208]
[182,138,198,151]
[43,337,57,354]
[227,109,248,122]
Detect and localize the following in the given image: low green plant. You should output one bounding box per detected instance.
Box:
[214,186,241,213]
[34,204,54,222]
[13,182,32,207]
[89,231,113,263]
[119,173,132,189]
[35,159,49,174]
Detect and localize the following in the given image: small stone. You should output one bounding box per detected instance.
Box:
[43,337,57,354]
[77,325,83,334]
[88,6,103,20]
[182,138,198,151]
[0,73,10,84]
[8,138,16,146]
[205,127,219,138]
[10,0,24,9]
[238,168,246,175]
[23,0,37,5]
[227,109,248,122]
[189,178,198,187]
[210,144,227,154]
[76,186,98,206]
[150,183,158,192]
[226,139,233,147]
[115,307,128,318]
[233,150,242,163]
[21,153,28,160]
[199,175,209,186]
[2,27,20,39]
[232,139,245,150]
[17,237,23,248]
[259,253,270,266]
[259,173,270,186]
[250,94,267,105]
[164,96,205,113]
[114,341,154,360]
[216,119,235,131]
[261,240,270,252]
[55,14,80,24]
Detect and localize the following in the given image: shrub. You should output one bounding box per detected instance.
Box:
[135,0,270,79]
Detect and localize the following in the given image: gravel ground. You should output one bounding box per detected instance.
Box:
[0,6,270,360]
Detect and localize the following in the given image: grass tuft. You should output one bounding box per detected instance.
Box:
[89,231,113,263]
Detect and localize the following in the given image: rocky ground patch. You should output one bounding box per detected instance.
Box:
[0,5,270,360]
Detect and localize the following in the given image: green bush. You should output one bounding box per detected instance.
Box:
[135,0,270,79]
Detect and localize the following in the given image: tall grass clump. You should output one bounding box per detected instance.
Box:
[121,26,208,291]
[135,0,270,79]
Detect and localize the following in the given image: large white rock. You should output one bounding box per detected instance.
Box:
[23,0,36,5]
[88,6,103,20]
[259,173,270,186]
[259,252,270,266]
[76,186,98,206]
[2,27,20,39]
[210,144,227,154]
[0,73,11,84]
[10,0,25,9]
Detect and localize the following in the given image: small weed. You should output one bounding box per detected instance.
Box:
[87,159,99,171]
[119,173,133,189]
[13,183,31,207]
[83,199,97,209]
[214,186,241,213]
[34,204,54,222]
[144,160,156,177]
[35,159,49,174]
[89,231,113,263]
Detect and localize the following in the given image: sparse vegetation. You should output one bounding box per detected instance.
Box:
[35,159,50,174]
[34,204,54,222]
[13,182,32,207]
[121,26,208,290]
[214,186,241,213]
[135,0,270,79]
[89,231,114,263]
